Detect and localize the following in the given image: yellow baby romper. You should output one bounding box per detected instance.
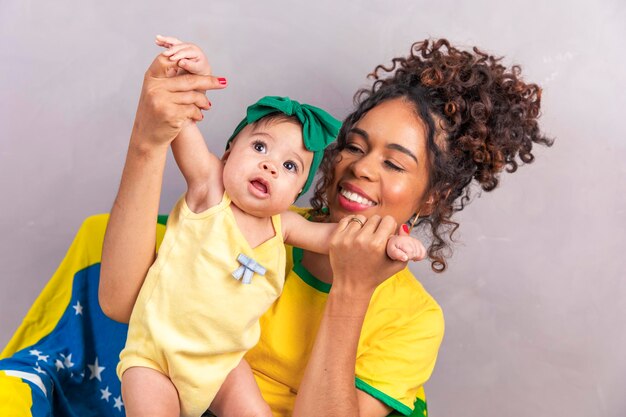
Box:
[117,193,285,417]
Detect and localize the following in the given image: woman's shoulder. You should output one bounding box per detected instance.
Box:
[371,268,443,321]
[288,205,313,218]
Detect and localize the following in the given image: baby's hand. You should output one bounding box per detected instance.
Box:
[155,35,212,76]
[386,225,427,262]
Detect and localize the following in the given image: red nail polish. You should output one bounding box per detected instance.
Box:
[402,224,409,233]
[218,77,227,85]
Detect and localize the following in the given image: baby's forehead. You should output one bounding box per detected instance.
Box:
[247,121,312,161]
[251,114,301,132]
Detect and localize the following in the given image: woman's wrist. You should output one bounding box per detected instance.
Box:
[326,282,374,319]
[128,132,170,158]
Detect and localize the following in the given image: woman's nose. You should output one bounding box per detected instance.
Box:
[350,154,376,181]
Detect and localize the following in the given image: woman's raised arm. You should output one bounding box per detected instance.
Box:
[293,215,407,417]
[98,53,225,322]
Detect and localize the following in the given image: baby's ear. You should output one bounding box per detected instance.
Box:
[292,189,303,204]
[221,150,231,162]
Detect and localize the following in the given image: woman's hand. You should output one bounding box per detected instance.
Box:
[294,215,402,417]
[131,53,226,150]
[329,214,407,297]
[99,51,226,322]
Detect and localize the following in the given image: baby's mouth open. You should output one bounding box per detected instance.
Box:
[251,179,268,195]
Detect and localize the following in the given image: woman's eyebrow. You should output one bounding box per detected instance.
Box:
[350,127,369,140]
[350,127,418,164]
[387,143,418,164]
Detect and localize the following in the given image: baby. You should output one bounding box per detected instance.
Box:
[117,36,426,417]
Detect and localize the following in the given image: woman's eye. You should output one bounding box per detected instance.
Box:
[253,141,266,153]
[345,144,362,154]
[385,160,404,172]
[283,161,298,172]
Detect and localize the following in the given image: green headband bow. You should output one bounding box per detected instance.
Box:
[226,96,341,196]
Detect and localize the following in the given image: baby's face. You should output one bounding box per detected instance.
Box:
[222,120,313,218]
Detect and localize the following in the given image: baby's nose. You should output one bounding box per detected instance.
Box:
[261,162,277,175]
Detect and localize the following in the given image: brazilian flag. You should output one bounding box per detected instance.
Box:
[0,214,430,417]
[0,214,167,417]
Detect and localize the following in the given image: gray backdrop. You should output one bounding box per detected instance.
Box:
[1,1,624,416]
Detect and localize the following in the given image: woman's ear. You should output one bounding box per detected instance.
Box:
[420,187,453,216]
[419,194,436,216]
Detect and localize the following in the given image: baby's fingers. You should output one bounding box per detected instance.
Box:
[155,35,183,48]
[178,59,209,75]
[386,240,409,262]
[405,240,427,262]
[161,43,197,58]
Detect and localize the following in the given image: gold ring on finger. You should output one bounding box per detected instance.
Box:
[349,217,364,227]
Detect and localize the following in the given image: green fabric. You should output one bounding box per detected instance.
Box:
[388,397,428,417]
[292,247,331,293]
[226,96,341,195]
[355,378,413,416]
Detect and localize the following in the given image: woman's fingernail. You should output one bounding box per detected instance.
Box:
[402,224,409,233]
[218,77,227,85]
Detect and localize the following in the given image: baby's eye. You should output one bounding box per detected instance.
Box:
[283,161,298,173]
[253,141,266,153]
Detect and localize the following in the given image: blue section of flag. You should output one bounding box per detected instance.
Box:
[0,263,129,416]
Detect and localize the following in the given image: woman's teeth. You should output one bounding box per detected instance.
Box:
[340,188,376,206]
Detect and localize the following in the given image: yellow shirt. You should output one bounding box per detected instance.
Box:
[119,194,285,417]
[246,212,444,417]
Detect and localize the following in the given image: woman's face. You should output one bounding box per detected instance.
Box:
[326,98,432,224]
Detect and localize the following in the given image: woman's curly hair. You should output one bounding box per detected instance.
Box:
[310,39,553,272]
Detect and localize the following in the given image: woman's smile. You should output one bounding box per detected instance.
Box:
[337,183,377,210]
[328,98,430,224]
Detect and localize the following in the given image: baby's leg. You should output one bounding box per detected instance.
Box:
[208,359,272,417]
[122,366,180,417]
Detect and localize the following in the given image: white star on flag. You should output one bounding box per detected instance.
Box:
[100,386,112,402]
[55,359,64,371]
[29,350,49,362]
[60,353,75,368]
[113,396,124,411]
[88,357,106,381]
[33,365,46,374]
[72,300,84,315]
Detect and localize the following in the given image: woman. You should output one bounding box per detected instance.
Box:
[99,39,551,417]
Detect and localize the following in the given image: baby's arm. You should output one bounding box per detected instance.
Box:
[156,36,225,211]
[281,211,338,254]
[283,212,427,262]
